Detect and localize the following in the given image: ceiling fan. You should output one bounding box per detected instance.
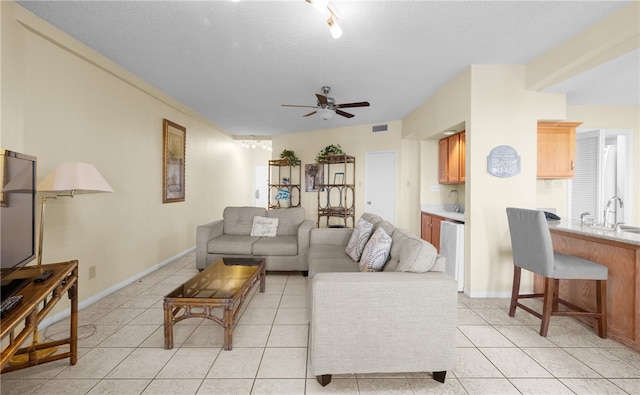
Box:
[282,86,370,120]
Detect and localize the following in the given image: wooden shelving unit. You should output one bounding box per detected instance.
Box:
[1,260,78,373]
[317,154,355,228]
[267,159,301,209]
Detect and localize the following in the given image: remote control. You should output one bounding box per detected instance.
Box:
[1,295,23,317]
[34,270,54,283]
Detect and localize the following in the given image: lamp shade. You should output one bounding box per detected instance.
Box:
[37,162,113,194]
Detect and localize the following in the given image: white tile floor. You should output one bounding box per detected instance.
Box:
[2,252,640,394]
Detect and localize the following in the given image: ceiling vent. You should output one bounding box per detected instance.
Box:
[372,124,388,133]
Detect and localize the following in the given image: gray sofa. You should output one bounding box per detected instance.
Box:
[196,206,314,272]
[308,213,457,386]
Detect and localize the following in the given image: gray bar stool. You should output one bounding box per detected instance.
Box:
[505,207,608,338]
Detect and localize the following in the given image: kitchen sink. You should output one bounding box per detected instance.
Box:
[618,225,640,234]
[589,224,640,234]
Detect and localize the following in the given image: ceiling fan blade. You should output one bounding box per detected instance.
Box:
[335,109,355,118]
[282,104,318,108]
[303,111,317,117]
[316,94,328,105]
[337,101,370,108]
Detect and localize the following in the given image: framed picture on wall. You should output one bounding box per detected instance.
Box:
[162,119,186,203]
[305,163,323,192]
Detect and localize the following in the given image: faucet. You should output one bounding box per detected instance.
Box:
[448,189,461,213]
[603,196,624,228]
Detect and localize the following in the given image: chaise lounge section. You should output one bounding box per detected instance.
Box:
[307,213,457,386]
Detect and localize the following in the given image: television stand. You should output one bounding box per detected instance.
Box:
[1,278,31,301]
[0,260,78,373]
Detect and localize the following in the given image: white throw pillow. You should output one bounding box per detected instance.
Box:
[250,216,279,237]
[359,227,392,272]
[345,218,374,261]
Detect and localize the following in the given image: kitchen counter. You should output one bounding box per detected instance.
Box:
[420,205,465,223]
[541,218,640,352]
[549,218,640,246]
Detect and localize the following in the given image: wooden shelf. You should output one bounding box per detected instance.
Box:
[317,155,355,228]
[268,159,301,209]
[1,260,78,373]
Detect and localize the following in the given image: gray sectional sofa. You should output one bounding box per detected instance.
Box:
[195,206,314,272]
[307,213,458,386]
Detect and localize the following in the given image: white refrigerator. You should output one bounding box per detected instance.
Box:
[440,220,465,292]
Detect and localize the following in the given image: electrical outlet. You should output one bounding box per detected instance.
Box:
[89,265,96,279]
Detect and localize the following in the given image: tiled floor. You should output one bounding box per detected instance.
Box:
[2,252,640,394]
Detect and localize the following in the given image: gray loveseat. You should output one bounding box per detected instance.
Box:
[196,206,314,272]
[307,213,457,386]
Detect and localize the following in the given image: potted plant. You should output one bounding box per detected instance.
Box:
[279,149,300,166]
[315,144,344,162]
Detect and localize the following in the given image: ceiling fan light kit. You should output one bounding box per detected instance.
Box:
[306,0,342,39]
[282,86,370,120]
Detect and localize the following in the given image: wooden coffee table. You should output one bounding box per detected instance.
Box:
[163,257,265,350]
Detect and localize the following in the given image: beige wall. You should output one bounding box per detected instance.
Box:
[2,2,257,315]
[271,120,405,226]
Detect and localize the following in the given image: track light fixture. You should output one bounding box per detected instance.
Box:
[306,0,342,39]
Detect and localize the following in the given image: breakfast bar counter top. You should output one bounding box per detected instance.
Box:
[550,218,640,246]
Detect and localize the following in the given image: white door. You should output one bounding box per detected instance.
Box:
[365,151,396,223]
[254,165,268,208]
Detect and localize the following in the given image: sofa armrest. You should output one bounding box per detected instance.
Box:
[310,227,353,246]
[309,271,457,375]
[196,220,223,269]
[296,220,314,269]
[297,220,314,248]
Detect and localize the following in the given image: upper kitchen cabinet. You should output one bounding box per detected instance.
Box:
[537,121,582,179]
[439,132,465,184]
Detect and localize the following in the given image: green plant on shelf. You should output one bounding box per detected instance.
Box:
[279,149,300,166]
[315,144,344,162]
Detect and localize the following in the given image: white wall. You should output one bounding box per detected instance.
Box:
[2,2,256,315]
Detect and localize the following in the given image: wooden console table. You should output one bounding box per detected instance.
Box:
[1,260,79,373]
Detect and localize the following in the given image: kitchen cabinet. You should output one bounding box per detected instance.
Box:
[459,131,466,182]
[537,121,581,179]
[438,132,465,184]
[421,212,442,252]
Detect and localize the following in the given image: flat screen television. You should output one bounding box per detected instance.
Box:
[0,149,37,300]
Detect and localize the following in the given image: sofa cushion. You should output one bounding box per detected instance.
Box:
[360,213,383,226]
[345,218,374,261]
[396,236,438,273]
[390,228,412,262]
[252,235,298,256]
[224,207,267,235]
[208,234,259,255]
[359,227,392,272]
[375,220,396,238]
[266,207,305,236]
[250,216,279,237]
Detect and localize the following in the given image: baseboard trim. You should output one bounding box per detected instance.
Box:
[466,290,512,299]
[39,246,195,330]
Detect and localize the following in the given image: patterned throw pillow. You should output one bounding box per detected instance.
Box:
[345,218,374,261]
[359,227,392,272]
[250,216,279,237]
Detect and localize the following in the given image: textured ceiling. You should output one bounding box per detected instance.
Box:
[16,1,638,136]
